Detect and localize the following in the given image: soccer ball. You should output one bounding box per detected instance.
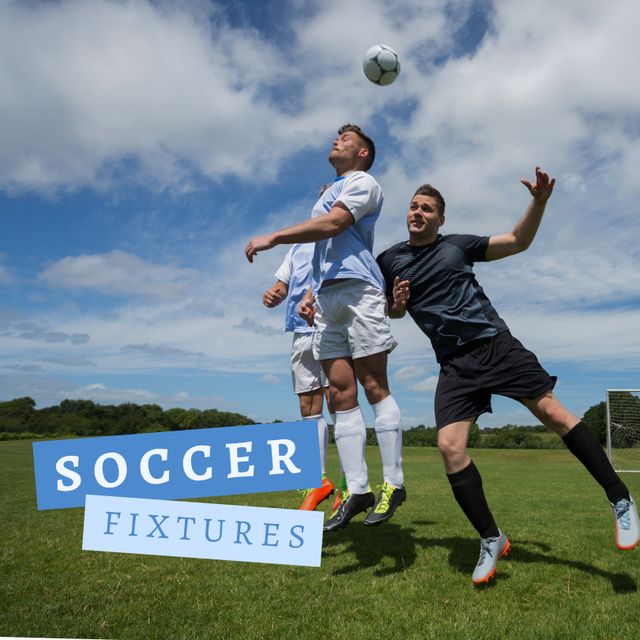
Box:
[362,44,400,86]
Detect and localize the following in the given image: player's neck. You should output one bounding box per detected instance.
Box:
[332,158,365,177]
[407,231,438,247]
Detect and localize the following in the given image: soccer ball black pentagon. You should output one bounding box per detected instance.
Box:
[362,44,400,86]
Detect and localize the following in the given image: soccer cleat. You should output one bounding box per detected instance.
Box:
[472,530,510,585]
[612,496,640,550]
[330,489,348,518]
[298,476,334,511]
[331,474,348,511]
[323,491,374,532]
[364,483,406,526]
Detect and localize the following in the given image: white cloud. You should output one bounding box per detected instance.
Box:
[475,251,640,310]
[1,0,638,427]
[123,343,205,359]
[395,0,640,201]
[261,374,280,385]
[408,376,439,393]
[0,0,419,193]
[394,364,427,381]
[38,250,199,300]
[0,1,284,191]
[65,382,226,408]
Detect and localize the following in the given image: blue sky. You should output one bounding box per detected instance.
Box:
[1,0,639,428]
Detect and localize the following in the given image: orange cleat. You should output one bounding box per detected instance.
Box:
[331,489,344,512]
[331,474,348,511]
[299,476,334,510]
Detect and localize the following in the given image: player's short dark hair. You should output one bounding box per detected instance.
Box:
[338,123,375,170]
[318,183,331,197]
[413,184,445,215]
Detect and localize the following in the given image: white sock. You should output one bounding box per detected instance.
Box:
[304,413,328,474]
[329,413,344,476]
[334,406,368,494]
[372,394,404,488]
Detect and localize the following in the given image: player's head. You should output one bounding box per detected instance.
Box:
[407,184,445,239]
[329,124,376,172]
[413,184,445,215]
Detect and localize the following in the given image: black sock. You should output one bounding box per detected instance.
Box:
[562,422,629,503]
[447,461,499,539]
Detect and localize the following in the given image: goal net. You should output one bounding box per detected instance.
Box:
[606,389,640,473]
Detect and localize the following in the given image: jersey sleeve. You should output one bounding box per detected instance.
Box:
[274,246,294,284]
[336,172,383,223]
[446,234,490,263]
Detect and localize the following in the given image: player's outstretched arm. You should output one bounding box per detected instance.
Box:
[388,276,410,318]
[263,281,288,308]
[486,166,556,262]
[245,204,354,263]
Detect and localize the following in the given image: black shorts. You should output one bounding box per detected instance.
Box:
[434,330,556,429]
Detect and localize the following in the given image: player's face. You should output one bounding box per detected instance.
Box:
[407,195,443,237]
[328,131,365,167]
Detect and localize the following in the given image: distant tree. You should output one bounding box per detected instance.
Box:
[0,397,36,432]
[0,397,255,438]
[479,425,564,449]
[582,401,607,444]
[402,425,438,447]
[467,422,480,448]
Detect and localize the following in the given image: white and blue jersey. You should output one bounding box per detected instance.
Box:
[274,243,315,334]
[310,171,386,292]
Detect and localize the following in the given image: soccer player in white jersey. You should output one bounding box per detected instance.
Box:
[246,124,406,531]
[262,242,339,510]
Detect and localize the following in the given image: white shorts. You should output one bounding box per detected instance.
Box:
[312,279,397,360]
[290,332,328,394]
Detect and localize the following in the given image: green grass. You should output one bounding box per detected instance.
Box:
[2,440,640,639]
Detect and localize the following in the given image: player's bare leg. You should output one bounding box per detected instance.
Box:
[439,419,509,583]
[523,390,638,549]
[353,351,406,524]
[321,356,373,531]
[297,388,334,510]
[323,386,346,510]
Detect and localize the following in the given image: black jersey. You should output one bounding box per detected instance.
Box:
[377,234,509,363]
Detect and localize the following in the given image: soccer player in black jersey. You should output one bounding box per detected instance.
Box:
[377,167,639,584]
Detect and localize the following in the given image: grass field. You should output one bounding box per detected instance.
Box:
[2,439,640,640]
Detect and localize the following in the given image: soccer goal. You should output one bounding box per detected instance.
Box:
[606,389,640,473]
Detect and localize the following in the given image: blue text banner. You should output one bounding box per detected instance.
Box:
[83,494,324,567]
[33,421,321,510]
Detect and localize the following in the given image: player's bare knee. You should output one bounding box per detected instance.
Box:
[330,387,357,411]
[363,380,388,405]
[298,390,322,418]
[438,435,466,462]
[298,397,312,418]
[537,401,575,434]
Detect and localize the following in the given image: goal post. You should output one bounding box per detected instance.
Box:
[606,389,640,473]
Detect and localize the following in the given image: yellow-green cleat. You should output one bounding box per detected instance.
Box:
[364,482,406,526]
[324,490,374,532]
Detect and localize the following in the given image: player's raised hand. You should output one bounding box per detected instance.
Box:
[392,276,410,309]
[245,234,276,263]
[521,166,556,204]
[263,285,284,308]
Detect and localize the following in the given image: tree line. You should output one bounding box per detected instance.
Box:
[0,397,254,440]
[0,395,624,449]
